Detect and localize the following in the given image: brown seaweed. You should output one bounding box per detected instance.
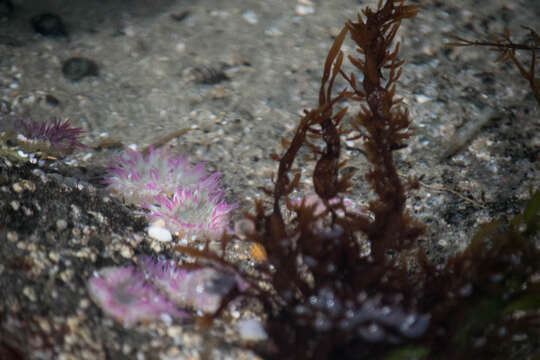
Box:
[448,26,540,104]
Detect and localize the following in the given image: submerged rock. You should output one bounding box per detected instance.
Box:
[62,57,99,81]
[31,13,68,37]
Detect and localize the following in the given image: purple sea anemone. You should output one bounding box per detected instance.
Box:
[87,266,189,326]
[105,147,213,205]
[140,256,248,314]
[16,117,86,152]
[149,182,236,239]
[87,257,248,325]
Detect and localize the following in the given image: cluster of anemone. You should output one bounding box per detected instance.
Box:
[88,256,246,326]
[104,146,235,240]
[91,135,239,325]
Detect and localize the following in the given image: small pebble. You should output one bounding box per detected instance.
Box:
[296,4,315,15]
[415,94,431,104]
[60,269,74,282]
[23,286,37,301]
[38,318,51,333]
[242,10,258,24]
[22,206,33,216]
[12,182,23,192]
[62,57,99,81]
[119,245,134,259]
[56,219,68,231]
[49,251,60,263]
[175,41,185,52]
[150,241,163,253]
[31,13,68,37]
[237,318,268,341]
[22,180,36,192]
[167,326,182,338]
[148,225,172,242]
[10,200,20,210]
[79,298,90,309]
[6,231,18,242]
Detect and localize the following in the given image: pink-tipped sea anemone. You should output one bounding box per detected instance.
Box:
[87,256,248,325]
[150,182,236,239]
[104,146,211,205]
[87,266,189,326]
[140,256,248,314]
[105,146,236,239]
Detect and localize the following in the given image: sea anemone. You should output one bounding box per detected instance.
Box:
[87,266,189,326]
[104,147,213,205]
[149,182,236,239]
[16,117,86,152]
[87,257,248,325]
[140,256,248,314]
[105,146,236,239]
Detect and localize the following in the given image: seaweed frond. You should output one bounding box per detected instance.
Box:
[344,0,424,261]
[448,26,540,104]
